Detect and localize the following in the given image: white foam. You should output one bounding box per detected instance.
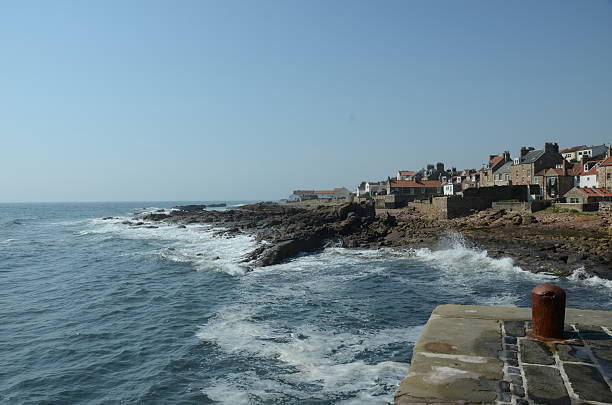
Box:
[81,216,256,275]
[411,233,557,281]
[569,267,612,289]
[198,249,425,404]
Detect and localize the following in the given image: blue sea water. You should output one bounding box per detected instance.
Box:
[1,202,611,405]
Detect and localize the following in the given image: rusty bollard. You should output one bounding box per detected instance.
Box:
[531,284,566,340]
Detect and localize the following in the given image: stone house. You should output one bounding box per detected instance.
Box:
[492,161,513,186]
[480,151,512,187]
[597,155,612,191]
[511,143,564,186]
[534,163,575,200]
[563,187,612,204]
[461,171,480,191]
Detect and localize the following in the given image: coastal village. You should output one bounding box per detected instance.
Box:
[285,142,612,218]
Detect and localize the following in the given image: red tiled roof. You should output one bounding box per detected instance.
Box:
[601,156,612,167]
[389,180,442,188]
[489,155,504,167]
[576,187,612,197]
[398,170,416,176]
[572,163,600,176]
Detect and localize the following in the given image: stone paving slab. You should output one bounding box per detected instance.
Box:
[394,305,612,405]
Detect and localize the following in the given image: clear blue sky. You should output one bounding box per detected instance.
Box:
[1,0,611,202]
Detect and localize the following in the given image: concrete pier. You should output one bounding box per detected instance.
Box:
[394,305,612,405]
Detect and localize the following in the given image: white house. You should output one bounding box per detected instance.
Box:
[573,161,600,188]
[355,182,367,197]
[365,181,384,195]
[443,182,462,195]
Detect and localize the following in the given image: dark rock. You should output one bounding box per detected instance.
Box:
[592,348,612,378]
[507,366,521,375]
[497,380,510,392]
[173,204,207,212]
[504,321,526,337]
[556,344,592,363]
[577,325,612,348]
[510,373,523,386]
[511,383,525,398]
[503,336,517,345]
[520,339,555,365]
[563,363,612,402]
[523,365,569,404]
[142,213,170,221]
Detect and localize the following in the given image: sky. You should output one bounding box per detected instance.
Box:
[1,0,611,202]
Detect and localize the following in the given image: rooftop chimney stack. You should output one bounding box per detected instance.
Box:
[503,151,511,162]
[544,142,559,154]
[520,147,530,158]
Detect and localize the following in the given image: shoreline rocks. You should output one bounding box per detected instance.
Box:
[138,202,611,279]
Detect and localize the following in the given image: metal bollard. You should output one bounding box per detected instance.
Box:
[531,284,566,340]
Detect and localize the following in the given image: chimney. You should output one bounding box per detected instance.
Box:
[436,162,445,172]
[520,147,530,158]
[503,150,511,162]
[544,142,559,154]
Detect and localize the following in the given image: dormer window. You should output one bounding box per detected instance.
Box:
[513,158,520,165]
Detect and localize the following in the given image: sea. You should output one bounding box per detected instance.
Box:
[1,202,611,405]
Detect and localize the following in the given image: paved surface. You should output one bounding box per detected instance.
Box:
[394,305,612,405]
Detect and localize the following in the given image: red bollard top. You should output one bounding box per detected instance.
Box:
[531,284,566,341]
[532,284,566,300]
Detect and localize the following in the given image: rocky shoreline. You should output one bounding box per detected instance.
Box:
[136,201,612,280]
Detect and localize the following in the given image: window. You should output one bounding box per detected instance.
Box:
[608,173,611,180]
[534,177,538,184]
[569,197,580,203]
[505,174,509,181]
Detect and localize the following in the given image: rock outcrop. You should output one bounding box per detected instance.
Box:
[138,201,612,279]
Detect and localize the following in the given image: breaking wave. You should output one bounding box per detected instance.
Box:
[196,248,427,405]
[569,267,612,289]
[81,215,256,276]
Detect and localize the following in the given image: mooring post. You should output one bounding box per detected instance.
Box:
[531,284,566,340]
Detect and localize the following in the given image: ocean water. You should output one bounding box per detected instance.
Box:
[1,202,611,405]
